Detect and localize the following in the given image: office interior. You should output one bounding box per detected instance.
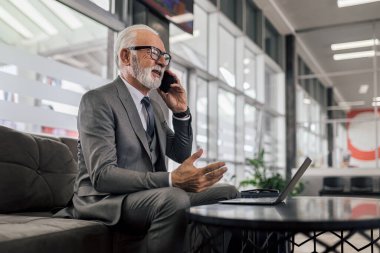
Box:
[0,0,379,196]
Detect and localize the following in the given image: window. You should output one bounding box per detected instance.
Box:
[245,1,261,47]
[220,0,243,29]
[243,48,257,98]
[0,0,112,137]
[265,67,277,109]
[218,89,235,162]
[218,27,236,87]
[196,78,208,151]
[244,104,258,159]
[169,5,208,70]
[265,19,281,65]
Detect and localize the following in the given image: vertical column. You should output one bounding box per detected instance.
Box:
[285,35,297,180]
[327,87,334,167]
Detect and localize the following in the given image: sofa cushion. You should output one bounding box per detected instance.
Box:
[0,214,111,253]
[0,126,77,213]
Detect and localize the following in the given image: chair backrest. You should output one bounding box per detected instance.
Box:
[322,177,345,191]
[350,177,373,192]
[0,125,77,213]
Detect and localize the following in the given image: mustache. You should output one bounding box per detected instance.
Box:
[151,66,163,75]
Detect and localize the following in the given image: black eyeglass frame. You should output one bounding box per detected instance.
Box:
[128,46,171,66]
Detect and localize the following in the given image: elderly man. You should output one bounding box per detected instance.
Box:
[58,24,239,253]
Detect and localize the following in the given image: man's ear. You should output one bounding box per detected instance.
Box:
[120,48,131,66]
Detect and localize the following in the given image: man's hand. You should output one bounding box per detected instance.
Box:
[157,70,187,113]
[171,149,227,192]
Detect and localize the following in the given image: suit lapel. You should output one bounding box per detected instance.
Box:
[114,77,151,157]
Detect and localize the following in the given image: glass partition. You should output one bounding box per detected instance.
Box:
[218,26,236,87]
[196,77,208,151]
[297,19,380,169]
[218,89,236,162]
[0,0,112,137]
[169,4,208,70]
[243,48,257,98]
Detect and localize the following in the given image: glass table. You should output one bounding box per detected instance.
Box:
[187,196,380,253]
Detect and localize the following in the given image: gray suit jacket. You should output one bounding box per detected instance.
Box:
[65,76,192,225]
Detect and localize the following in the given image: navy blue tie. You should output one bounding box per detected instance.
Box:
[141,97,155,138]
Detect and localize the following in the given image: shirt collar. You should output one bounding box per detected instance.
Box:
[120,75,148,105]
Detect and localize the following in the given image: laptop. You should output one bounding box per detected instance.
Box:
[220,157,312,205]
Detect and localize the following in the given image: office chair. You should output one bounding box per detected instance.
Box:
[319,177,345,196]
[350,176,373,193]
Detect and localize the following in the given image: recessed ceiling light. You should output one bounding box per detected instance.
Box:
[338,101,365,106]
[41,0,83,29]
[10,0,58,35]
[359,84,369,94]
[0,6,33,38]
[303,98,311,104]
[337,0,380,7]
[331,39,379,51]
[165,13,194,24]
[243,58,251,65]
[333,50,376,60]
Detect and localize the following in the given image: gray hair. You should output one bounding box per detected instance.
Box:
[114,24,159,69]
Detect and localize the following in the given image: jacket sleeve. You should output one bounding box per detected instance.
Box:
[78,90,169,194]
[165,114,193,163]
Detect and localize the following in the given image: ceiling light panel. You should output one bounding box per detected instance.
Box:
[331,39,379,51]
[9,0,57,35]
[0,6,33,38]
[338,0,380,7]
[41,0,83,30]
[359,84,369,94]
[333,50,376,60]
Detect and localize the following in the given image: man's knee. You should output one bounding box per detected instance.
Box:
[156,187,191,213]
[215,184,240,199]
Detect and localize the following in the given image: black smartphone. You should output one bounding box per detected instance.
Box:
[159,71,176,93]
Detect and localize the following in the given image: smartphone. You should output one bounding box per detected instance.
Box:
[159,71,176,93]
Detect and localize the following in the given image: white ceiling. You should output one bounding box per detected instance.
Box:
[255,0,380,110]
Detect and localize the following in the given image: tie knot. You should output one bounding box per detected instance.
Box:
[141,96,151,107]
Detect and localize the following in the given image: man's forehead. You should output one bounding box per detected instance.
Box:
[134,30,165,51]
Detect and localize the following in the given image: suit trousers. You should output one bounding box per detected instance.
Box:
[119,184,239,253]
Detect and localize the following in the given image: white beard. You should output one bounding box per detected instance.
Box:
[129,55,163,90]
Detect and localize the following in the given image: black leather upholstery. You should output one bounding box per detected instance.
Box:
[0,126,116,253]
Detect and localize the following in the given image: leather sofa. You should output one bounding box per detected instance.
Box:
[0,125,132,253]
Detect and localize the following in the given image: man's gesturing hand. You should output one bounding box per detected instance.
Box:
[171,149,227,192]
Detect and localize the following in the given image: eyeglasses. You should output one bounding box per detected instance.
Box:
[128,46,171,66]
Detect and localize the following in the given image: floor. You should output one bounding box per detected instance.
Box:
[293,230,380,253]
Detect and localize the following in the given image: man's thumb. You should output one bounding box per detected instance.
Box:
[185,149,203,164]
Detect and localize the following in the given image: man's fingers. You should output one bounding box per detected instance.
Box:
[200,161,226,174]
[169,83,183,91]
[204,167,227,179]
[197,174,225,192]
[184,149,203,165]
